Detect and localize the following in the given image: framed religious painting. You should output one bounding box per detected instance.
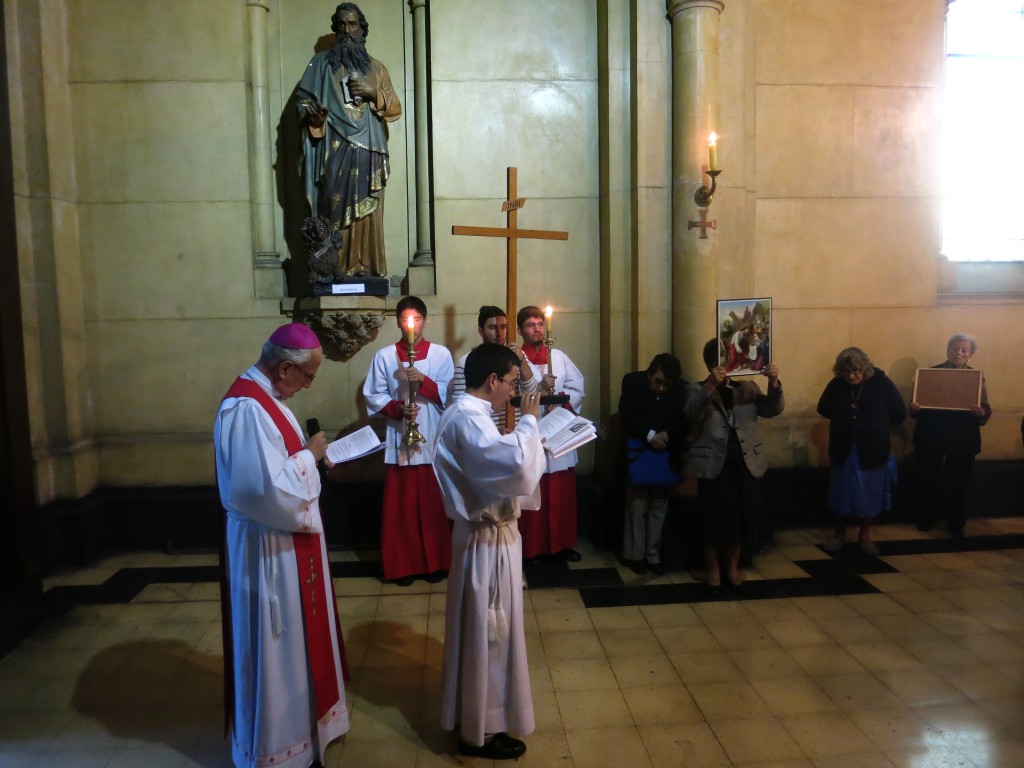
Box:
[716,298,772,376]
[912,367,983,411]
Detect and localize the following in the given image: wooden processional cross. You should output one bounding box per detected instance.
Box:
[451,167,569,427]
[451,167,569,346]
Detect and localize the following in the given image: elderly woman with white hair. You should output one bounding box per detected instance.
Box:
[910,333,991,539]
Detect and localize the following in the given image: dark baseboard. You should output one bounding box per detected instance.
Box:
[36,460,1023,576]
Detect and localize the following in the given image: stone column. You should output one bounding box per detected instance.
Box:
[408,0,433,266]
[247,0,283,296]
[666,0,723,381]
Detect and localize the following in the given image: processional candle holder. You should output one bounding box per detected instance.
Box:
[694,168,722,208]
[544,331,557,396]
[403,340,426,446]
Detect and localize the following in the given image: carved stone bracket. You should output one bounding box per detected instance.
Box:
[306,312,386,360]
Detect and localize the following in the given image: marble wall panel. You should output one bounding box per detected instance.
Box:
[78,202,256,321]
[754,198,938,308]
[430,0,597,82]
[754,0,946,87]
[431,80,598,201]
[67,0,245,82]
[756,85,854,199]
[71,81,249,203]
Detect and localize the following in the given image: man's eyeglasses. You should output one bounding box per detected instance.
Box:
[522,320,546,331]
[499,375,518,388]
[292,363,317,382]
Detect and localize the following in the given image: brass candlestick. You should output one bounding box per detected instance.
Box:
[403,341,425,446]
[544,331,556,395]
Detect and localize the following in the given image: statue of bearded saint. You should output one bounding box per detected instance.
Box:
[296,3,402,278]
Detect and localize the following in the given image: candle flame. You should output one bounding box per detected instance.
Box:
[544,306,552,318]
[406,316,414,329]
[709,132,717,146]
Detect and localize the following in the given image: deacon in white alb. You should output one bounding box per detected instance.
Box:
[433,343,546,761]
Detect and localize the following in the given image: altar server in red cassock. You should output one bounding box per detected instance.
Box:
[515,305,585,561]
[363,296,455,585]
[215,323,349,768]
[434,343,546,760]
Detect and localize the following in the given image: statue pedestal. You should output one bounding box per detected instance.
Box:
[312,277,390,297]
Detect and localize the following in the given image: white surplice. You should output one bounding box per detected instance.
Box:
[363,341,454,465]
[215,366,349,768]
[521,348,585,472]
[432,393,546,747]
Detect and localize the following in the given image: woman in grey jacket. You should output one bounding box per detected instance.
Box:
[684,339,784,594]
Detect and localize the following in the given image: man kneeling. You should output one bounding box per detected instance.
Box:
[433,343,547,759]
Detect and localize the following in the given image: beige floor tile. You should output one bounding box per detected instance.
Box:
[535,608,594,634]
[937,662,1024,701]
[840,594,910,617]
[692,601,755,626]
[860,572,928,593]
[727,648,806,680]
[670,649,745,683]
[555,689,633,730]
[935,588,1009,611]
[750,676,838,715]
[530,588,586,612]
[548,657,618,692]
[653,625,721,654]
[324,737,417,768]
[873,668,968,707]
[779,710,877,758]
[810,753,897,768]
[901,636,983,668]
[814,614,889,645]
[707,621,783,652]
[884,745,985,767]
[639,603,702,628]
[541,630,604,661]
[638,721,731,767]
[969,606,1024,633]
[843,640,924,672]
[954,634,1024,663]
[622,684,703,725]
[815,672,903,711]
[904,570,968,590]
[598,627,664,657]
[608,653,681,689]
[564,725,652,767]
[917,610,992,637]
[847,707,937,753]
[794,597,859,619]
[687,680,771,719]
[786,645,867,678]
[531,689,564,733]
[885,589,959,615]
[587,605,648,630]
[914,700,1007,752]
[708,715,805,764]
[763,618,835,648]
[743,598,808,623]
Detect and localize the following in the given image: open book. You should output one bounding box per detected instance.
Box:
[537,408,596,459]
[325,425,385,464]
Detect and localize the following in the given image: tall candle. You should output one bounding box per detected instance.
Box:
[708,132,718,171]
[544,306,553,337]
[406,315,415,345]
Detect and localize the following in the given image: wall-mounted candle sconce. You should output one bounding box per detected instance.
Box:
[694,132,722,207]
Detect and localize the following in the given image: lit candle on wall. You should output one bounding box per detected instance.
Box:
[544,305,553,338]
[708,132,718,171]
[406,315,415,345]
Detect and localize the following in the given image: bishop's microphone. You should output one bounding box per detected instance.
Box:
[306,418,321,436]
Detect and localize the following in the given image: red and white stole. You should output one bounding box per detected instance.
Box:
[220,377,348,725]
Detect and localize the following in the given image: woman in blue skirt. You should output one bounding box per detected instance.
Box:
[816,348,906,555]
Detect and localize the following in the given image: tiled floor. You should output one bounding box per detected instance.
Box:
[3,518,1024,768]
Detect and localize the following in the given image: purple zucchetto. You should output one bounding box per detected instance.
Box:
[268,323,320,350]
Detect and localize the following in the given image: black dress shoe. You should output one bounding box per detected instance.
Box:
[916,522,934,532]
[425,571,446,583]
[725,579,745,595]
[706,582,722,598]
[561,548,582,562]
[395,576,414,587]
[648,561,667,576]
[949,527,965,540]
[458,733,527,760]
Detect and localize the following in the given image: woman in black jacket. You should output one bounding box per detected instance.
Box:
[817,347,906,555]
